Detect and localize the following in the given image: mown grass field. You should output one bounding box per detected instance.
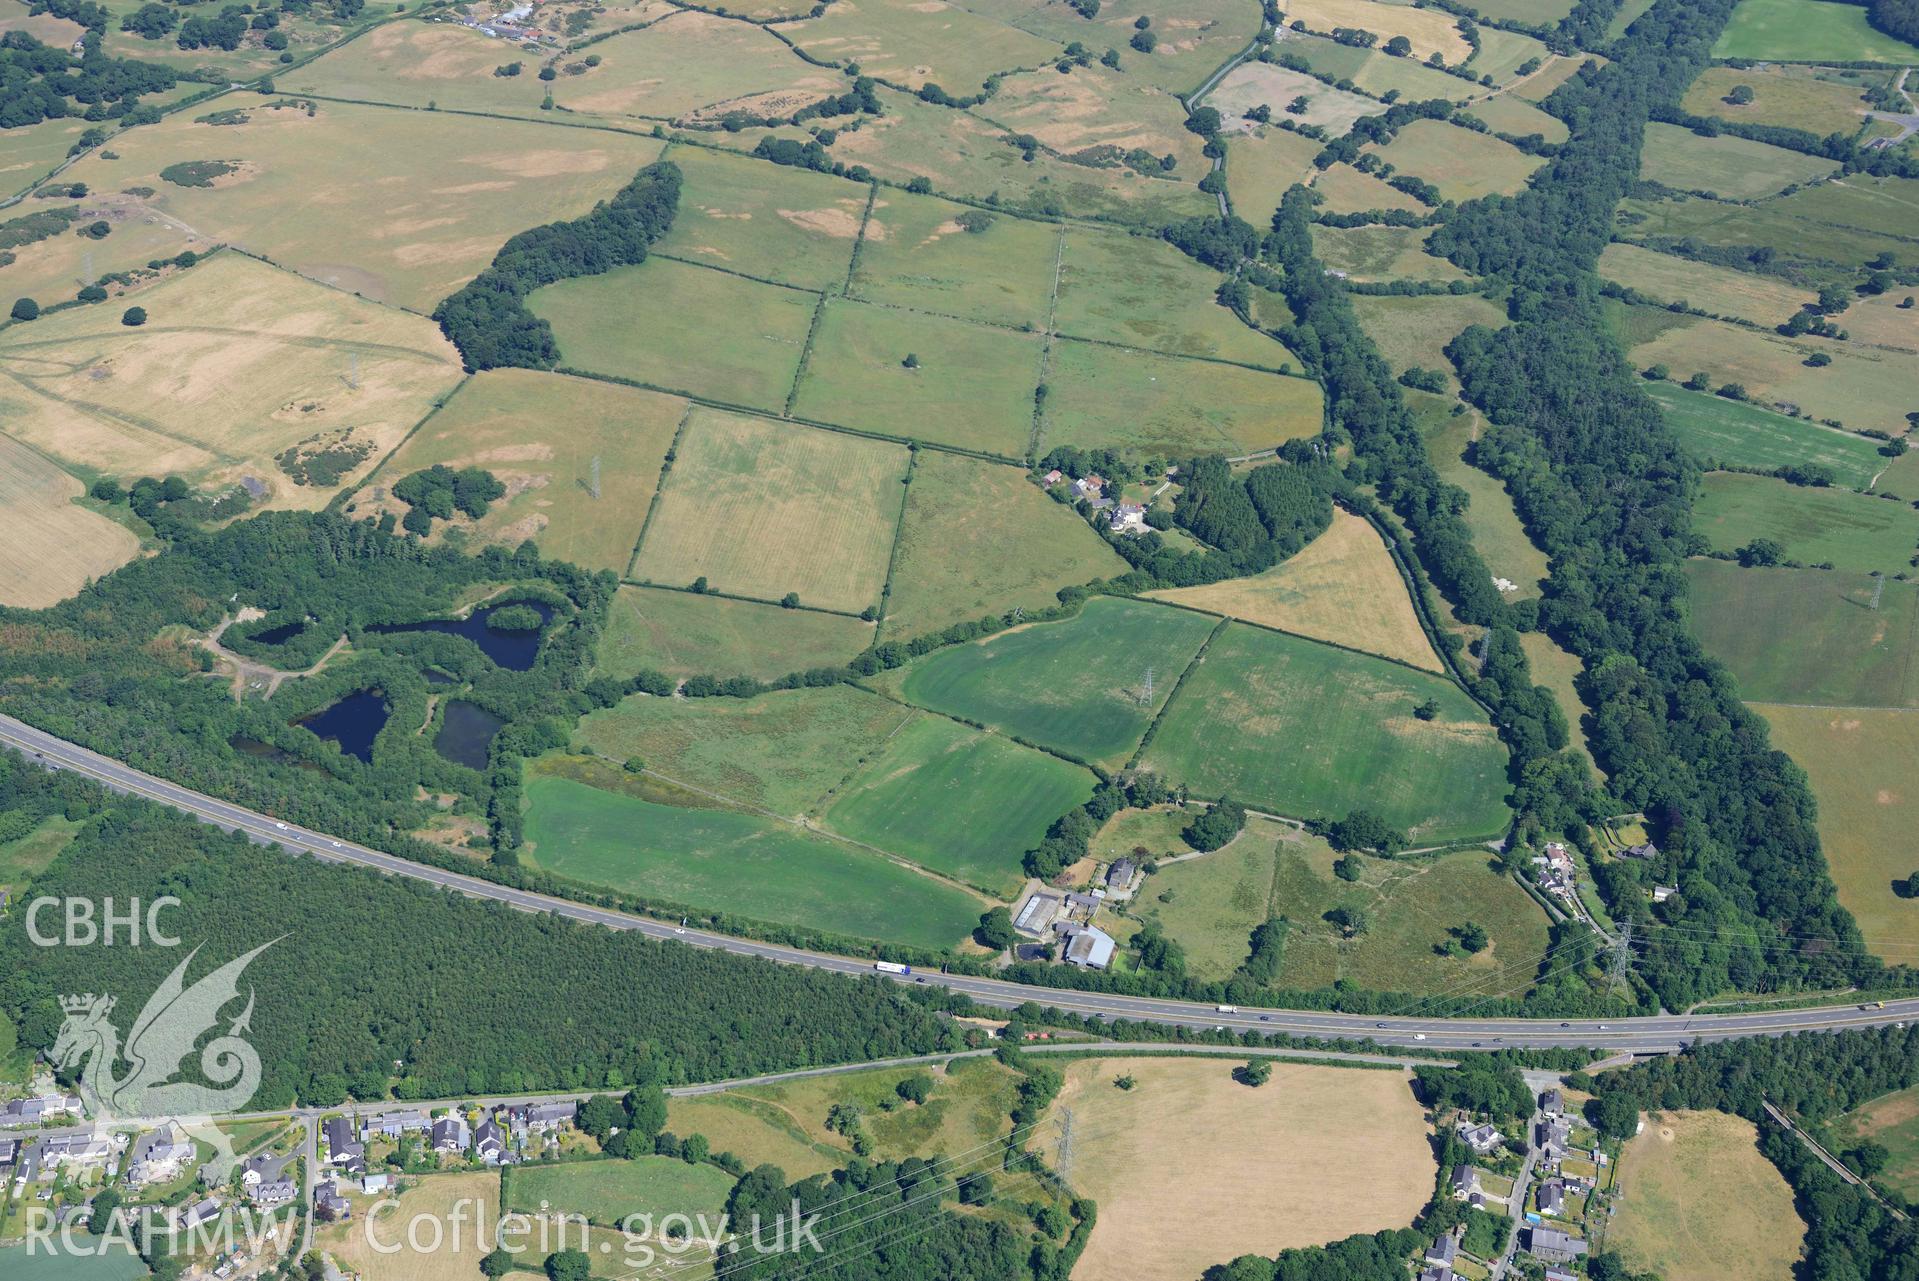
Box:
[632,409,907,613]
[1628,313,1919,435]
[1147,510,1442,671]
[790,300,1041,458]
[988,63,1208,177]
[1681,65,1883,137]
[1287,34,1476,101]
[1685,560,1919,709]
[1055,227,1294,367]
[0,252,462,510]
[319,1172,498,1281]
[1599,243,1815,328]
[894,595,1217,769]
[1611,1112,1807,1281]
[0,815,80,899]
[594,586,874,683]
[822,712,1097,895]
[1693,472,1919,576]
[1350,292,1508,394]
[368,370,683,574]
[0,431,140,608]
[1141,623,1511,841]
[1090,805,1194,864]
[1643,383,1886,491]
[1312,225,1470,284]
[960,0,1262,95]
[1750,703,1919,956]
[1227,128,1331,229]
[1210,62,1378,137]
[882,451,1127,640]
[1309,162,1431,216]
[664,1094,844,1180]
[281,20,563,118]
[1463,0,1575,19]
[1042,339,1324,457]
[1415,397,1552,595]
[1466,27,1552,84]
[1365,119,1545,203]
[657,146,867,291]
[1519,631,1592,764]
[1639,123,1839,200]
[1463,93,1569,145]
[1617,190,1916,277]
[531,259,818,413]
[830,86,1214,226]
[849,193,1059,328]
[1712,0,1919,61]
[1291,0,1471,61]
[522,768,983,947]
[573,684,912,816]
[1829,1084,1919,1203]
[1123,818,1549,993]
[58,95,667,310]
[507,1157,736,1225]
[560,11,840,121]
[1030,1057,1433,1281]
[790,0,1062,92]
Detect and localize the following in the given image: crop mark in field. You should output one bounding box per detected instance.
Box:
[0,365,244,465]
[626,403,698,579]
[784,292,832,417]
[0,326,453,365]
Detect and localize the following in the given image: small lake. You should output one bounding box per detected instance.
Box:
[229,736,323,772]
[434,700,504,770]
[294,689,389,763]
[369,600,553,671]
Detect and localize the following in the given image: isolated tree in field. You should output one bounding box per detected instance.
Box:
[1893,871,1918,898]
[1457,922,1489,953]
[1384,35,1412,56]
[1234,1059,1272,1086]
[1182,796,1245,851]
[1736,537,1784,567]
[1131,28,1157,51]
[1328,905,1369,937]
[545,1251,591,1281]
[896,1073,933,1104]
[1113,1073,1136,1090]
[780,591,800,609]
[1413,697,1439,721]
[10,298,38,321]
[1333,855,1362,882]
[1327,809,1404,855]
[902,352,920,369]
[480,1248,515,1278]
[975,906,1017,951]
[1726,83,1754,105]
[1286,94,1309,114]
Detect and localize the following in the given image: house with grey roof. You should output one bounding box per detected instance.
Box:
[1449,1164,1482,1202]
[1059,924,1116,970]
[1423,1233,1458,1270]
[430,1116,470,1154]
[1539,1088,1564,1117]
[126,1122,196,1187]
[313,1178,351,1222]
[1537,1178,1567,1217]
[241,1151,296,1205]
[1457,1121,1503,1154]
[364,1110,430,1140]
[475,1118,506,1165]
[1526,1227,1588,1263]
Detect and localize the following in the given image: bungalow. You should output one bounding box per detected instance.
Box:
[364,1110,430,1140]
[523,1101,578,1132]
[1537,1178,1566,1218]
[1,1094,84,1127]
[180,1198,223,1230]
[46,1131,116,1172]
[1457,1121,1503,1154]
[430,1116,470,1154]
[1526,1227,1588,1263]
[1058,924,1116,970]
[1449,1165,1482,1202]
[1619,842,1659,861]
[1423,1233,1458,1270]
[126,1123,196,1187]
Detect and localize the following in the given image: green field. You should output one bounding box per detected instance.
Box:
[0,816,80,898]
[1693,472,1919,575]
[1287,34,1476,100]
[1140,624,1511,842]
[1413,396,1552,596]
[522,769,984,947]
[531,258,818,412]
[822,713,1097,895]
[732,1054,1022,1165]
[631,409,908,613]
[1681,65,1887,137]
[1828,1084,1919,1203]
[1042,339,1325,457]
[1712,0,1919,61]
[1118,818,1549,994]
[893,596,1218,769]
[1617,191,1918,279]
[789,0,1062,93]
[1639,123,1839,200]
[657,146,867,291]
[790,300,1041,458]
[1366,119,1545,203]
[850,193,1059,328]
[1227,128,1332,229]
[1684,559,1919,708]
[1313,225,1470,284]
[1463,94,1570,145]
[1350,293,1509,395]
[882,451,1127,640]
[573,685,912,816]
[1466,27,1552,82]
[1600,243,1815,328]
[594,587,875,684]
[1310,163,1432,217]
[1753,703,1919,958]
[1054,228,1296,367]
[0,1245,149,1281]
[507,1157,736,1226]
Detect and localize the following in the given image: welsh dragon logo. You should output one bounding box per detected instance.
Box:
[50,941,276,1186]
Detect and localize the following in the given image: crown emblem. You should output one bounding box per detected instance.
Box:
[61,993,113,1015]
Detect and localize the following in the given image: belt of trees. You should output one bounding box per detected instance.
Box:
[434,161,682,372]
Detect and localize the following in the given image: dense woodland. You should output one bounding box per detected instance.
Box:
[0,753,964,1105]
[435,160,682,371]
[0,29,177,127]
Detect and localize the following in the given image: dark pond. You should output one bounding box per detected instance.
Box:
[294,689,389,763]
[369,600,553,671]
[434,700,504,770]
[423,668,458,688]
[248,619,307,647]
[228,736,323,772]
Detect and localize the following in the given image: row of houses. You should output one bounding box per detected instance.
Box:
[324,1099,578,1174]
[1,1092,84,1127]
[5,1128,122,1192]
